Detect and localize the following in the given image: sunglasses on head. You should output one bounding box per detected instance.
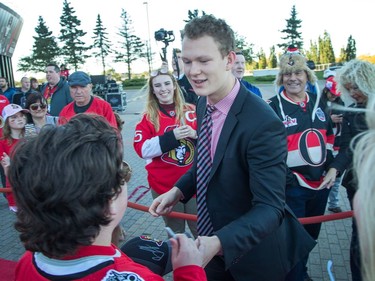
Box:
[30,103,47,111]
[150,67,169,77]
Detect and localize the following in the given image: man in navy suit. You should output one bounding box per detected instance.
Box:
[150,15,315,281]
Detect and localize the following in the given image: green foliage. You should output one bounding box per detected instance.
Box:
[17,16,60,72]
[59,0,90,71]
[306,40,319,64]
[278,5,303,50]
[344,35,356,61]
[318,31,335,64]
[235,33,254,64]
[254,75,276,82]
[184,9,206,22]
[92,14,112,75]
[268,46,277,68]
[115,9,145,80]
[257,48,267,69]
[123,77,147,88]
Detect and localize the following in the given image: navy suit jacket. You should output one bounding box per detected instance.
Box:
[176,84,315,280]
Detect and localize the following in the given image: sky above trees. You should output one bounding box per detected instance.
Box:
[3,0,374,79]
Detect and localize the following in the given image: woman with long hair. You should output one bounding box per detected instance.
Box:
[133,67,198,238]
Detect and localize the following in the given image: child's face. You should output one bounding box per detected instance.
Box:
[8,112,27,130]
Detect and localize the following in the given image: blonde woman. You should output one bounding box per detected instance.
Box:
[133,68,198,238]
[349,60,375,281]
[321,59,375,281]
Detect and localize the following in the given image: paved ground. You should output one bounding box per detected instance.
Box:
[0,85,354,280]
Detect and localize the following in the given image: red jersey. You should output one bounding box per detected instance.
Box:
[59,97,117,128]
[133,105,197,194]
[15,244,206,281]
[0,137,18,207]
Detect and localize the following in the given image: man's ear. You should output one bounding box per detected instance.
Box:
[225,51,236,71]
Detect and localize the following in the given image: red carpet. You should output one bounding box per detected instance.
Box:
[0,258,17,280]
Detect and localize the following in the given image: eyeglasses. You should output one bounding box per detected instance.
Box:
[30,103,47,111]
[121,161,132,183]
[150,67,169,77]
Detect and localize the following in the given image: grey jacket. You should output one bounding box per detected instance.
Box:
[40,77,72,116]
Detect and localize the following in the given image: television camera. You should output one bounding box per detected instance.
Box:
[154,28,175,62]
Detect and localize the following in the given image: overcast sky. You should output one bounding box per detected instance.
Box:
[2,0,375,79]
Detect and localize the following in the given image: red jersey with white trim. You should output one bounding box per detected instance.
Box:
[268,91,334,190]
[133,105,197,194]
[58,97,117,128]
[15,244,206,281]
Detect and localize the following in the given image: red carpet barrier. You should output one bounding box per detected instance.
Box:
[1,188,354,225]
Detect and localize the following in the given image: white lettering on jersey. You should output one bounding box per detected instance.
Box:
[283,115,298,128]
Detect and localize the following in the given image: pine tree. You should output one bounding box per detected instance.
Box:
[59,0,90,71]
[17,16,60,72]
[344,35,356,61]
[91,14,112,75]
[278,5,303,50]
[318,31,335,64]
[115,9,145,80]
[268,46,277,68]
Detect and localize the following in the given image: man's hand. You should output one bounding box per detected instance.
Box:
[195,235,222,268]
[149,187,183,217]
[170,234,205,269]
[319,168,337,189]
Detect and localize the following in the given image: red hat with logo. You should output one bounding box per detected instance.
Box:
[325,76,341,96]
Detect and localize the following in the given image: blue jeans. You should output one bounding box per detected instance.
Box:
[328,176,341,208]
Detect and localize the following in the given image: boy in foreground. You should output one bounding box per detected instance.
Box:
[9,114,206,281]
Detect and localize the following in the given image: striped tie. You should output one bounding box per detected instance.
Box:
[196,105,216,236]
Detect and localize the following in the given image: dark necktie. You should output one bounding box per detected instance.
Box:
[196,104,216,236]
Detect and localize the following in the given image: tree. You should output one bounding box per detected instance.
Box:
[235,33,254,65]
[257,48,267,69]
[91,14,112,75]
[338,47,346,63]
[278,5,303,50]
[17,16,60,72]
[115,9,145,80]
[59,0,90,71]
[268,46,277,68]
[305,40,319,64]
[318,31,335,64]
[184,9,206,22]
[343,35,356,62]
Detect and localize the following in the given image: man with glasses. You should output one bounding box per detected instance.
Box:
[59,71,117,128]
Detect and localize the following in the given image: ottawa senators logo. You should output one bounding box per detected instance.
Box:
[161,138,195,166]
[160,125,195,166]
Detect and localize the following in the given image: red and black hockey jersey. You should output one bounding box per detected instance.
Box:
[15,244,206,280]
[268,91,335,190]
[133,105,197,195]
